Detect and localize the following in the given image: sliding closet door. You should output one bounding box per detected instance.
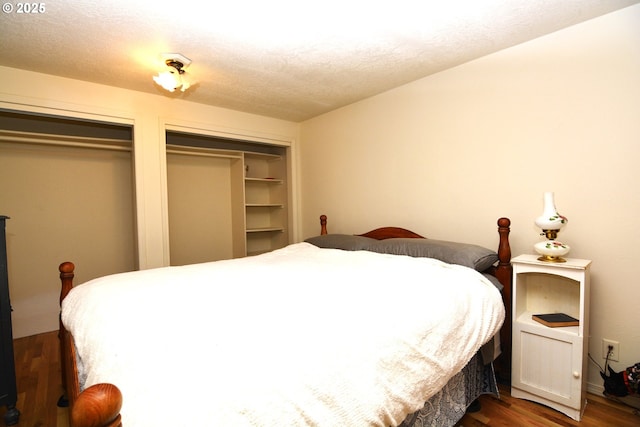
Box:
[0,110,135,338]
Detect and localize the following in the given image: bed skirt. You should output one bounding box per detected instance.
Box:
[399,353,499,427]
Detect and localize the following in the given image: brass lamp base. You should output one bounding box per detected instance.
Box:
[537,254,567,263]
[541,229,559,240]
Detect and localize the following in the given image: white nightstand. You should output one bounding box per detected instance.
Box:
[510,254,591,421]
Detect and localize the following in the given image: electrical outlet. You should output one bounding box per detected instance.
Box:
[602,339,620,362]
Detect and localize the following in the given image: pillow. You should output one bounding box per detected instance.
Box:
[304,234,377,251]
[368,238,498,271]
[482,273,504,292]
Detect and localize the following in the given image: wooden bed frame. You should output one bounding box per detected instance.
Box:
[58,215,511,427]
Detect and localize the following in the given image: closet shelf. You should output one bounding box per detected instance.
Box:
[246,227,284,233]
[245,177,283,183]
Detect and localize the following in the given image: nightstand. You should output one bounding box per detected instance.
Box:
[510,254,591,421]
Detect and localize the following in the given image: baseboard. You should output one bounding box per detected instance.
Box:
[587,380,605,396]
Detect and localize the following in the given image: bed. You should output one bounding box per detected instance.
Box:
[58,215,512,427]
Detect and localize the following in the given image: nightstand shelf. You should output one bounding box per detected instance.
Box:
[511,254,591,421]
[515,312,580,336]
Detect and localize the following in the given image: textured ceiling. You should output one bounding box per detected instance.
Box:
[1,0,638,122]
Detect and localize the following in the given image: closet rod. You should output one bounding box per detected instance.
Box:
[0,130,131,152]
[165,147,241,160]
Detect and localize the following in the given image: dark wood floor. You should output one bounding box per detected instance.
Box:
[2,331,639,427]
[457,383,639,427]
[2,331,69,427]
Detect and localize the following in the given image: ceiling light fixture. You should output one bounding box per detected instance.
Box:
[153,54,192,93]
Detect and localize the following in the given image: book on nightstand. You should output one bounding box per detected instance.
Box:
[532,313,579,327]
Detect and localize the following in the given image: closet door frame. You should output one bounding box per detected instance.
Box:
[161,119,298,264]
[0,101,147,264]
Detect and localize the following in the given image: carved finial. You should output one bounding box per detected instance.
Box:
[59,262,75,274]
[59,262,76,303]
[71,383,123,427]
[497,217,511,228]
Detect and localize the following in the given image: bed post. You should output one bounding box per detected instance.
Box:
[72,384,123,427]
[58,262,123,427]
[494,217,512,384]
[320,215,328,235]
[58,262,77,409]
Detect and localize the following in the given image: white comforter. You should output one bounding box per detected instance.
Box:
[62,242,504,427]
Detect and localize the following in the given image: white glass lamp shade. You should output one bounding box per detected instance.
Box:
[534,192,568,230]
[179,75,191,92]
[153,69,181,92]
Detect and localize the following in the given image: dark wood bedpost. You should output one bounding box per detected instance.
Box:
[59,262,75,304]
[72,384,122,427]
[58,262,76,409]
[320,215,328,235]
[494,217,512,384]
[58,262,123,427]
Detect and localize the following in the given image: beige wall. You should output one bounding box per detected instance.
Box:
[0,67,300,337]
[300,4,640,394]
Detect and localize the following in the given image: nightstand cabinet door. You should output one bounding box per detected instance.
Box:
[513,322,583,406]
[510,254,591,422]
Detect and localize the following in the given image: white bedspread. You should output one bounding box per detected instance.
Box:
[62,242,504,427]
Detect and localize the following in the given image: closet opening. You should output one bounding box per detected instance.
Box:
[165,131,290,265]
[0,109,136,338]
